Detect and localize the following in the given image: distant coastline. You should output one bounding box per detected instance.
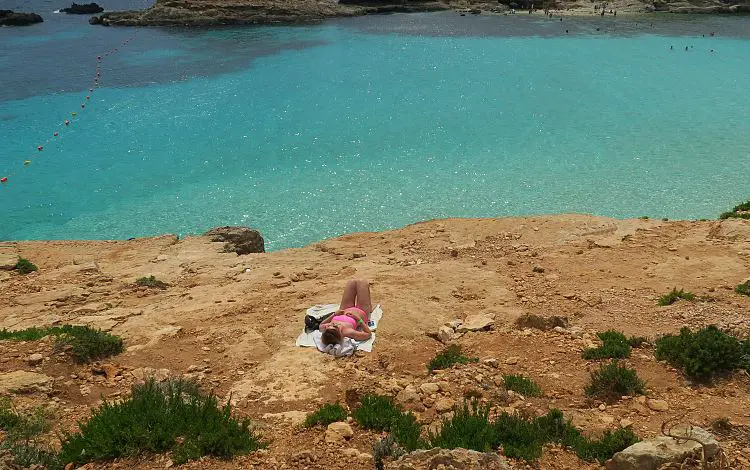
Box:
[90,0,750,27]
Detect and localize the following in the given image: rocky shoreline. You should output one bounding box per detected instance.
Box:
[1,215,749,469]
[88,0,750,27]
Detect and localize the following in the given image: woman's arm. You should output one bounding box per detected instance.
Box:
[318,313,336,332]
[346,329,372,341]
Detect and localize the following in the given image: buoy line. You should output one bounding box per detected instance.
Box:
[1,5,149,188]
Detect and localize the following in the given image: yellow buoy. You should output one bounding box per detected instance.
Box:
[72,112,77,116]
[24,160,32,166]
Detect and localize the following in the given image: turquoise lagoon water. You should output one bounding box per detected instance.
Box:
[1,9,750,249]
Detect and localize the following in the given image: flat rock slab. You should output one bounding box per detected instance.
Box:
[0,255,18,270]
[388,448,512,469]
[606,426,720,470]
[0,371,53,394]
[457,313,494,332]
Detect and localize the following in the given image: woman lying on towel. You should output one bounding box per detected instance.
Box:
[319,279,373,345]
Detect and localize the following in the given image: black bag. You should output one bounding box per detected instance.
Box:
[304,311,334,333]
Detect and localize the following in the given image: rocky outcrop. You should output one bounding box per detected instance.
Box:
[0,371,52,394]
[0,10,43,26]
[204,226,265,254]
[89,0,451,26]
[606,426,720,470]
[387,448,512,469]
[61,3,105,14]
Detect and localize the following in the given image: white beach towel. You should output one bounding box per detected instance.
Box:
[296,304,382,355]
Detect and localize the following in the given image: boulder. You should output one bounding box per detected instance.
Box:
[434,397,455,413]
[26,353,44,366]
[646,398,669,412]
[396,385,420,404]
[606,426,720,470]
[204,226,265,254]
[457,314,494,332]
[0,371,52,394]
[61,3,104,14]
[0,10,43,26]
[387,447,512,469]
[437,325,455,344]
[420,383,440,395]
[325,421,353,443]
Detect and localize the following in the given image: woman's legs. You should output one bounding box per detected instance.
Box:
[339,280,358,310]
[354,280,372,315]
[339,279,372,315]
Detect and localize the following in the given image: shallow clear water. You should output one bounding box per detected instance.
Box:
[2,5,750,249]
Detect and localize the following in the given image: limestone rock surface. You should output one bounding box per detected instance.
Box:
[457,313,494,332]
[606,426,720,470]
[387,447,512,469]
[0,371,52,394]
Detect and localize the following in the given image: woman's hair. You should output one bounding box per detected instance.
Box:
[321,328,343,346]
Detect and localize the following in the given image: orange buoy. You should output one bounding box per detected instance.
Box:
[64,120,70,126]
[37,145,43,151]
[0,177,7,183]
[54,131,59,136]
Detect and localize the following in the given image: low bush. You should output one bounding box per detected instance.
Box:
[584,360,646,403]
[135,275,169,289]
[427,345,477,372]
[736,281,750,296]
[303,403,347,428]
[719,200,750,220]
[583,330,632,360]
[503,374,542,397]
[0,397,61,470]
[0,325,123,363]
[658,288,694,306]
[655,326,749,381]
[353,394,422,451]
[14,257,37,275]
[427,401,637,463]
[58,379,264,466]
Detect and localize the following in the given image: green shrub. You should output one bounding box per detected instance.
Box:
[303,403,347,428]
[14,257,37,275]
[655,326,749,381]
[658,288,695,306]
[0,325,123,363]
[0,397,62,470]
[572,427,640,464]
[135,275,169,289]
[503,374,542,397]
[59,379,264,466]
[353,394,422,451]
[427,402,636,463]
[638,216,649,220]
[427,345,477,372]
[583,330,632,360]
[719,200,750,220]
[736,281,750,296]
[584,360,646,403]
